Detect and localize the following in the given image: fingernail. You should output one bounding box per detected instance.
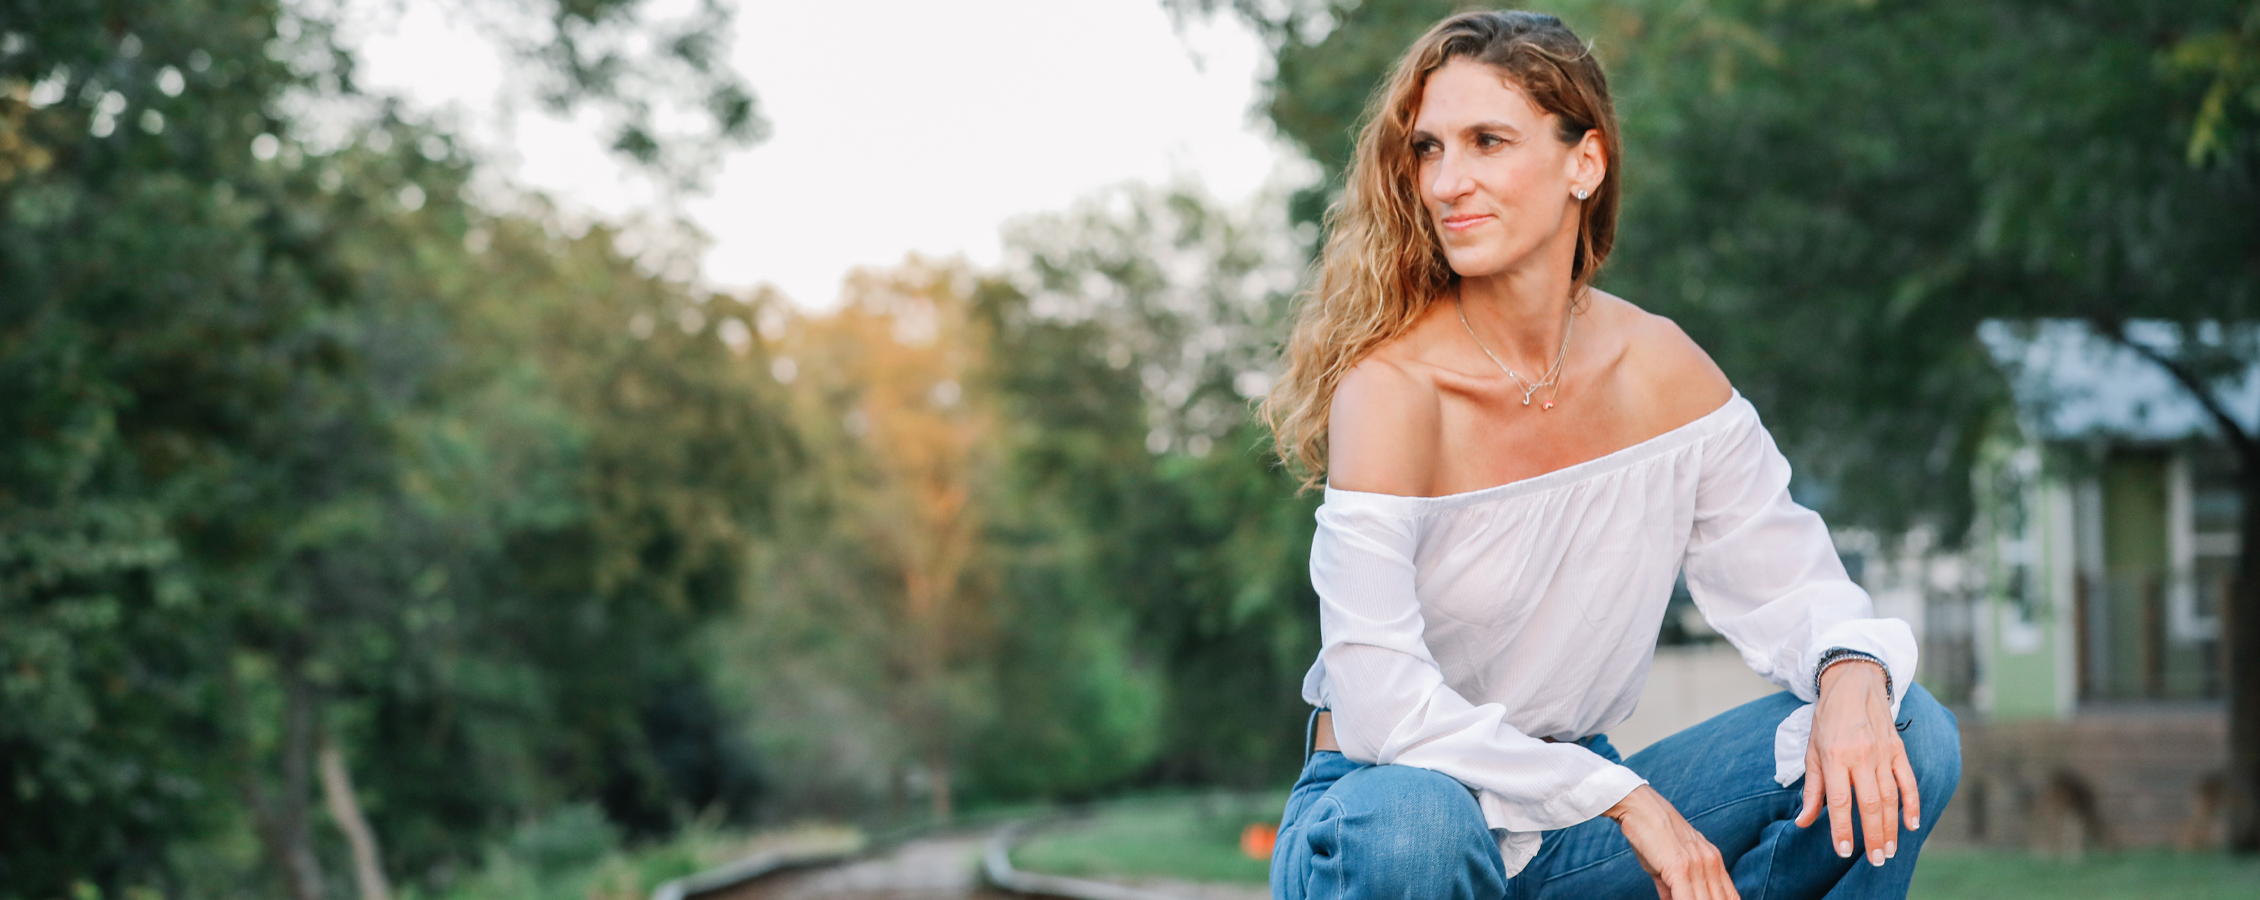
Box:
[1886,840,1897,859]
[1869,848,1885,867]
[1910,815,1920,830]
[1837,840,1852,858]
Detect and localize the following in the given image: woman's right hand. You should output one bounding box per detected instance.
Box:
[1604,784,1740,900]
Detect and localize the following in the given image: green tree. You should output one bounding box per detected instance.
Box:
[0,0,785,893]
[755,257,1006,823]
[2170,1,2260,167]
[727,186,1326,819]
[980,182,1319,788]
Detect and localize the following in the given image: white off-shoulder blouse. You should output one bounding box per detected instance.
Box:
[1301,392,1916,876]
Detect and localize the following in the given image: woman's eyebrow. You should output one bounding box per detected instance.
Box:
[1412,120,1522,140]
[1461,120,1521,136]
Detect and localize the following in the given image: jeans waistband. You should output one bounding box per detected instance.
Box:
[1306,708,1623,766]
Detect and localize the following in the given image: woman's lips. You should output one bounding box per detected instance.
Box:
[1441,213,1494,232]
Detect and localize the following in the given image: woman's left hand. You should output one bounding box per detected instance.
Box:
[1792,660,1918,867]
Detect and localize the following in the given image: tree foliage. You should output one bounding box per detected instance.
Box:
[982,183,1318,787]
[730,186,1324,820]
[0,0,782,894]
[735,258,1010,822]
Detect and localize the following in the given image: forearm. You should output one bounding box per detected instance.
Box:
[1321,646,1644,831]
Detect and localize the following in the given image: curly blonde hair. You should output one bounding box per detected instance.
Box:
[1261,10,1622,491]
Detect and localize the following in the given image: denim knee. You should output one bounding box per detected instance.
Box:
[1897,683,1962,815]
[1337,764,1485,846]
[1307,764,1502,900]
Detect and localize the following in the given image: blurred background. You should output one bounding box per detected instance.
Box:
[4,1,2258,898]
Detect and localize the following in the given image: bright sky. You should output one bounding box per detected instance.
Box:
[344,0,1295,308]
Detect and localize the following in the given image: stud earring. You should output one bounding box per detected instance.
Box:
[1575,188,1590,200]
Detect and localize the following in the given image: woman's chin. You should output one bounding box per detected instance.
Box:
[1443,252,1511,280]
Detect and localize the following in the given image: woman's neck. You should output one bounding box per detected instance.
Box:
[1455,264,1576,371]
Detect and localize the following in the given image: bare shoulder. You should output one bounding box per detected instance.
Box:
[1327,352,1444,497]
[1590,292,1733,428]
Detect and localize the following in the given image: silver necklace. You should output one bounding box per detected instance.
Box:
[1456,295,1573,410]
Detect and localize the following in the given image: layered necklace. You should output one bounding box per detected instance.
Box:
[1455,293,1574,410]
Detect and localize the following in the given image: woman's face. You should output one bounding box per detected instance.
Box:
[1412,59,1603,281]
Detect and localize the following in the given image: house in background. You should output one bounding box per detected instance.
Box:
[1614,320,2236,850]
[1927,321,2237,851]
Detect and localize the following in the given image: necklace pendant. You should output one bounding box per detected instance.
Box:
[1542,400,1555,411]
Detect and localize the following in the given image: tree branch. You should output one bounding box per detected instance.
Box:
[320,738,394,900]
[2104,319,2257,458]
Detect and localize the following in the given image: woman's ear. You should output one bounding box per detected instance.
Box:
[1570,129,1607,196]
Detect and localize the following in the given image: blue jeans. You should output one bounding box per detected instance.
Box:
[1270,684,1960,900]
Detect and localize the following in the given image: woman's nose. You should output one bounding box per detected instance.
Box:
[1428,152,1474,205]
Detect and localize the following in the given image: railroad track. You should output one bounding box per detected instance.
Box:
[653,820,1259,900]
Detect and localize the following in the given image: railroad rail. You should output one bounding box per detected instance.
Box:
[980,820,1198,900]
[650,819,1207,900]
[649,843,864,900]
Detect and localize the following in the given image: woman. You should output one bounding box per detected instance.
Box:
[1259,11,1960,900]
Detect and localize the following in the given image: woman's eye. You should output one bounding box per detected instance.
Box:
[1476,133,1505,149]
[1413,139,1440,158]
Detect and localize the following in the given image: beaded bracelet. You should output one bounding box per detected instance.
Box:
[1814,647,1891,702]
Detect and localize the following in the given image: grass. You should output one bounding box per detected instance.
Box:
[1008,794,2260,899]
[1909,847,2260,900]
[417,807,861,900]
[1010,792,1285,885]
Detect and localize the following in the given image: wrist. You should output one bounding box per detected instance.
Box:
[1813,648,1890,701]
[1818,658,1883,691]
[1603,784,1654,823]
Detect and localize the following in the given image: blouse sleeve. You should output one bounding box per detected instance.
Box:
[1680,404,1918,783]
[1308,498,1648,836]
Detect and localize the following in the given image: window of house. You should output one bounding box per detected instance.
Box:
[2079,446,2226,702]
